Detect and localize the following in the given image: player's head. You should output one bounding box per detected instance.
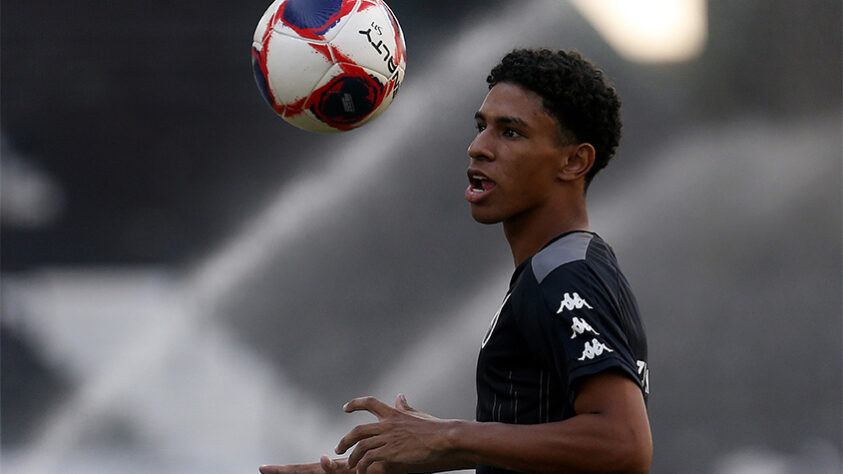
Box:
[486,48,622,189]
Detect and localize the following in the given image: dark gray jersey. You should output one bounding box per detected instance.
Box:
[475,231,649,474]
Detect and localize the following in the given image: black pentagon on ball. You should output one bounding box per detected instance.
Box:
[311,74,384,127]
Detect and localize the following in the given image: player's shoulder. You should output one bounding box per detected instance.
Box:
[530,231,615,285]
[530,231,598,285]
[510,231,619,305]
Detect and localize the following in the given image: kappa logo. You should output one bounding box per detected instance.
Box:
[577,338,614,361]
[570,317,600,339]
[556,292,593,314]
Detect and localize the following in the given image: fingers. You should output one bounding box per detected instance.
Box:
[260,456,351,474]
[316,456,387,474]
[356,447,392,474]
[336,421,385,455]
[319,456,335,473]
[343,396,395,419]
[259,463,324,474]
[364,462,389,474]
[394,393,411,411]
[321,456,363,474]
[347,438,387,472]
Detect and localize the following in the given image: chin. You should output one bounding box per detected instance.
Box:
[470,208,504,225]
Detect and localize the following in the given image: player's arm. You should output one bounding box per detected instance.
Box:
[338,371,651,474]
[447,371,651,473]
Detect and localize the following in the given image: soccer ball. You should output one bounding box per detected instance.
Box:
[251,0,407,133]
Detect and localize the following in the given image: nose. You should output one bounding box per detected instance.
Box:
[467,129,493,162]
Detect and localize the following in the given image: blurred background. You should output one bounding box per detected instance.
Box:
[1,0,841,472]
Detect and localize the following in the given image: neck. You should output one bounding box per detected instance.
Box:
[503,192,590,267]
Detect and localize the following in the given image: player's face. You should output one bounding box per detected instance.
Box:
[466,82,568,225]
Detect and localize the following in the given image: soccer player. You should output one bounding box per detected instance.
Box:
[260,48,651,474]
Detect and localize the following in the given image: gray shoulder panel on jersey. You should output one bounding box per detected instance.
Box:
[531,232,594,284]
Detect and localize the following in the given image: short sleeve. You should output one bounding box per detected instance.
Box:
[514,261,642,404]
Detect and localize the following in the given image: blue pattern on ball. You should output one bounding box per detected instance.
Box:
[283,0,343,29]
[251,48,273,108]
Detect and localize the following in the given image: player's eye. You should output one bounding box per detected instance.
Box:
[502,128,521,138]
[475,123,487,133]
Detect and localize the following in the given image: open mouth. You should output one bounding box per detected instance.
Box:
[469,171,496,191]
[466,170,496,202]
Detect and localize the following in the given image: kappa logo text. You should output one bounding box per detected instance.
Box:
[556,292,593,314]
[570,317,600,339]
[577,338,614,361]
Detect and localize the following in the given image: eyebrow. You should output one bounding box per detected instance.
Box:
[474,111,530,128]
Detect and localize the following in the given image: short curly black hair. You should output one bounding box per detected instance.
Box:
[487,48,622,188]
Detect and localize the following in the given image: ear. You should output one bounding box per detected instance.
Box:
[558,143,595,182]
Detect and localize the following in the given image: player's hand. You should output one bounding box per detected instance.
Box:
[335,394,451,474]
[259,455,396,474]
[259,456,338,474]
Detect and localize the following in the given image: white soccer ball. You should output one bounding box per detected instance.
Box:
[251,0,407,133]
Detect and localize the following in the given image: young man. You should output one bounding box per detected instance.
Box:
[261,48,651,474]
